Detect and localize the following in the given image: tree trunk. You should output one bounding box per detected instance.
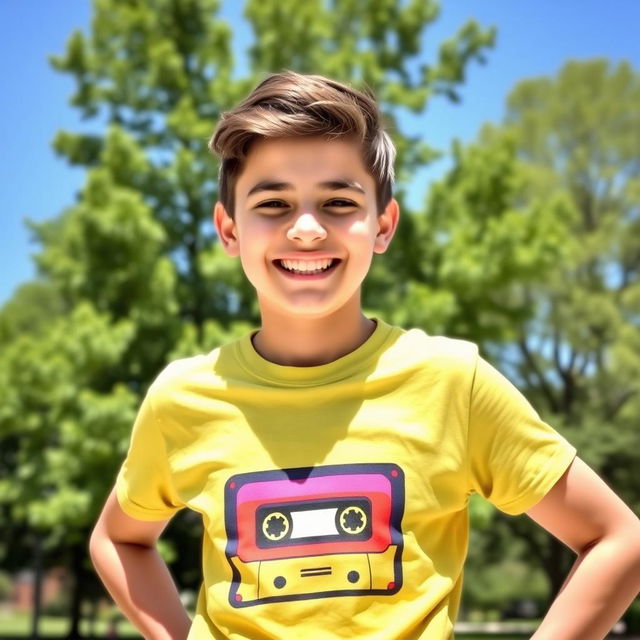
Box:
[66,544,86,639]
[545,536,573,603]
[30,532,44,640]
[87,597,98,640]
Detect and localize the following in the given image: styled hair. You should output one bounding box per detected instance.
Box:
[208,71,395,217]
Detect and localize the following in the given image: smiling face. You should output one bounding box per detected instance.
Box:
[214,136,399,324]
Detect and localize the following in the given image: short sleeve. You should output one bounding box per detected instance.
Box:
[115,387,185,521]
[468,356,576,515]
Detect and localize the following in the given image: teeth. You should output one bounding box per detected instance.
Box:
[280,258,334,274]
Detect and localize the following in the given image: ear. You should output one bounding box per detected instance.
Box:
[214,202,240,257]
[373,198,400,254]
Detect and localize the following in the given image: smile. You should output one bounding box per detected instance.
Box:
[277,258,338,275]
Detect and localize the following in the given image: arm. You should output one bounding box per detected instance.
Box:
[526,456,640,640]
[89,489,192,640]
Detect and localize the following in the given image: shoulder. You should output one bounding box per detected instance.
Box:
[145,344,230,412]
[369,323,480,394]
[388,325,479,373]
[152,350,219,388]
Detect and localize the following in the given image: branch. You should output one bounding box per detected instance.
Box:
[552,324,564,375]
[518,335,559,413]
[567,346,578,373]
[577,352,591,376]
[552,325,577,415]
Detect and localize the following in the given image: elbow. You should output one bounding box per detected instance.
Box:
[88,520,108,568]
[88,525,100,565]
[577,514,640,563]
[595,516,640,573]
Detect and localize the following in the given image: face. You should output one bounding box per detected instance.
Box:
[214,136,399,321]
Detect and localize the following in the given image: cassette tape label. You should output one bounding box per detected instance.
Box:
[256,497,373,547]
[224,463,405,607]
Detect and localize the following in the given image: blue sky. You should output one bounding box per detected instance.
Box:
[1,1,639,305]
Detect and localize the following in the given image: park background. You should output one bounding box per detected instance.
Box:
[1,0,639,637]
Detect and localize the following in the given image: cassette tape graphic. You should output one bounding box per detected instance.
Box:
[224,463,405,607]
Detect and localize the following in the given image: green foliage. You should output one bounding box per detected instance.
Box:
[0,304,138,546]
[496,62,640,509]
[423,59,640,604]
[465,556,547,612]
[467,494,495,531]
[0,281,66,342]
[365,132,572,344]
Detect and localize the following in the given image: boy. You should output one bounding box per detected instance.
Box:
[90,71,640,640]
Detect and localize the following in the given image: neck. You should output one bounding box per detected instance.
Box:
[252,302,376,367]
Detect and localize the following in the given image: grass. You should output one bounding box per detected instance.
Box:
[0,610,140,637]
[0,612,630,639]
[0,612,529,640]
[0,612,529,639]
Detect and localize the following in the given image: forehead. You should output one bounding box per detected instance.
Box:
[236,136,374,195]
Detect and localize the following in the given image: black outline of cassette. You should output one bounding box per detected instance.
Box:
[224,463,405,608]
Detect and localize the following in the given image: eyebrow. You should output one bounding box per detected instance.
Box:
[246,179,366,197]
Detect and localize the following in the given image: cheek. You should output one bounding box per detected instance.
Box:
[237,220,271,251]
[345,218,379,242]
[236,223,276,280]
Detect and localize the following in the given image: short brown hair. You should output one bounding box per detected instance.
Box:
[208,71,395,217]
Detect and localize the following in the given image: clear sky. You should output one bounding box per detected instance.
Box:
[1,1,639,305]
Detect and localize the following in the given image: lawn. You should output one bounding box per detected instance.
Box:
[0,612,630,640]
[0,612,529,638]
[0,610,139,637]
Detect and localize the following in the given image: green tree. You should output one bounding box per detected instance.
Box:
[1,0,495,635]
[499,59,640,603]
[0,302,139,635]
[415,59,640,606]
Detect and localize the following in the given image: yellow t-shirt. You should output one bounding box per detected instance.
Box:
[116,319,576,640]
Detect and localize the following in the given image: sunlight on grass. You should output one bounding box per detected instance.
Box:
[0,610,141,637]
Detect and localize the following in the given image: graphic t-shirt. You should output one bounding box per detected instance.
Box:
[115,319,576,640]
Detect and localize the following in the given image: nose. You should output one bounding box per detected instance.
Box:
[286,211,327,243]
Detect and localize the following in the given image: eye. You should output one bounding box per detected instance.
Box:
[254,200,289,212]
[325,199,357,208]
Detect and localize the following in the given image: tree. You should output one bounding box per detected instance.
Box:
[0,303,139,636]
[1,0,495,635]
[499,59,640,601]
[416,59,640,604]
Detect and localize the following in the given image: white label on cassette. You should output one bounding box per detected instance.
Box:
[290,508,339,539]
